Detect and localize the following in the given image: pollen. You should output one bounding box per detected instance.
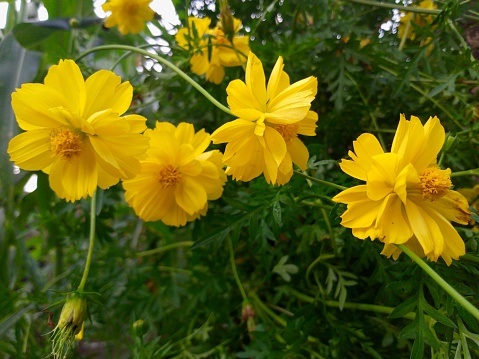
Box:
[274,124,299,143]
[157,165,181,188]
[50,129,84,161]
[419,166,452,200]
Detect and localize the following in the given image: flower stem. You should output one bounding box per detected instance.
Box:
[450,168,479,177]
[397,244,479,321]
[346,0,440,14]
[288,288,416,320]
[136,241,194,257]
[76,45,233,116]
[77,191,97,292]
[227,236,248,303]
[293,170,347,191]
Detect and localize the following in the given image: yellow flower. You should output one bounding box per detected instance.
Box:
[333,115,471,265]
[398,0,437,41]
[211,52,318,185]
[8,59,149,202]
[102,0,154,35]
[175,16,250,84]
[123,122,226,227]
[50,292,87,359]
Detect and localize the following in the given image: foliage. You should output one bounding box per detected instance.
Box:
[2,0,479,358]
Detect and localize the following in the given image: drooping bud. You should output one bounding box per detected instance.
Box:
[219,0,235,42]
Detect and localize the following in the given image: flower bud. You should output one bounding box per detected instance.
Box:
[219,0,235,41]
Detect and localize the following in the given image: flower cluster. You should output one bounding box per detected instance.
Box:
[211,52,318,185]
[333,115,471,265]
[175,16,250,84]
[123,122,227,227]
[102,0,155,35]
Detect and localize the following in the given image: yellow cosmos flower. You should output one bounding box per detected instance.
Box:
[102,0,155,35]
[333,115,471,265]
[123,122,226,227]
[8,59,149,202]
[398,0,437,41]
[211,52,318,185]
[175,16,250,84]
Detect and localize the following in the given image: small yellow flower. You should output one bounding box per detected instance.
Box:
[398,0,437,41]
[123,122,226,227]
[8,59,149,202]
[102,0,155,35]
[333,115,471,265]
[175,16,250,84]
[211,52,318,185]
[50,292,87,359]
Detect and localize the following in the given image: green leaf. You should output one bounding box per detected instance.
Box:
[272,255,299,282]
[272,200,282,226]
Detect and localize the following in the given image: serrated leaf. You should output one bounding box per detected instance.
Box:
[389,295,418,319]
[423,301,456,329]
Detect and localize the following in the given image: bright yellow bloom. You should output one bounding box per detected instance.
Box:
[211,52,318,185]
[398,0,437,41]
[123,122,226,227]
[175,16,250,84]
[102,0,154,35]
[333,115,471,265]
[8,59,149,202]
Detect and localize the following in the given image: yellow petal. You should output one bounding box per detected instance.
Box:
[12,84,71,130]
[226,79,264,121]
[175,175,208,215]
[366,153,397,201]
[84,70,133,118]
[375,194,413,244]
[287,138,309,170]
[8,129,54,170]
[297,111,318,136]
[405,200,443,260]
[266,56,288,100]
[245,52,267,112]
[44,59,86,115]
[339,133,383,181]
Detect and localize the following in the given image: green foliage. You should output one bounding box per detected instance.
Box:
[2,0,479,358]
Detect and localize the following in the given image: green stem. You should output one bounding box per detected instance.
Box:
[288,288,416,320]
[136,241,194,257]
[250,292,286,326]
[346,0,447,15]
[447,19,477,63]
[76,45,233,116]
[77,191,97,292]
[227,236,248,302]
[461,254,479,264]
[293,170,347,191]
[397,244,479,321]
[451,168,479,177]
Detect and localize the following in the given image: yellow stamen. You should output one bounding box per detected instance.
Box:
[157,165,181,188]
[50,129,84,161]
[419,166,452,200]
[274,124,299,143]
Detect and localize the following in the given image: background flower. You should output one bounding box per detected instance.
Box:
[102,0,154,35]
[333,115,471,265]
[8,59,149,202]
[211,52,318,184]
[175,16,250,84]
[123,122,226,226]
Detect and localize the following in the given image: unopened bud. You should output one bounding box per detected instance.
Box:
[219,0,235,41]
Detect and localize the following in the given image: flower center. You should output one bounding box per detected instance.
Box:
[419,166,452,200]
[157,165,181,188]
[125,3,139,14]
[50,129,84,161]
[274,124,299,143]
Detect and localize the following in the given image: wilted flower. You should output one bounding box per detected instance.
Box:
[49,292,87,359]
[8,59,149,202]
[333,115,471,265]
[123,122,226,226]
[102,0,155,35]
[175,16,250,84]
[211,52,318,185]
